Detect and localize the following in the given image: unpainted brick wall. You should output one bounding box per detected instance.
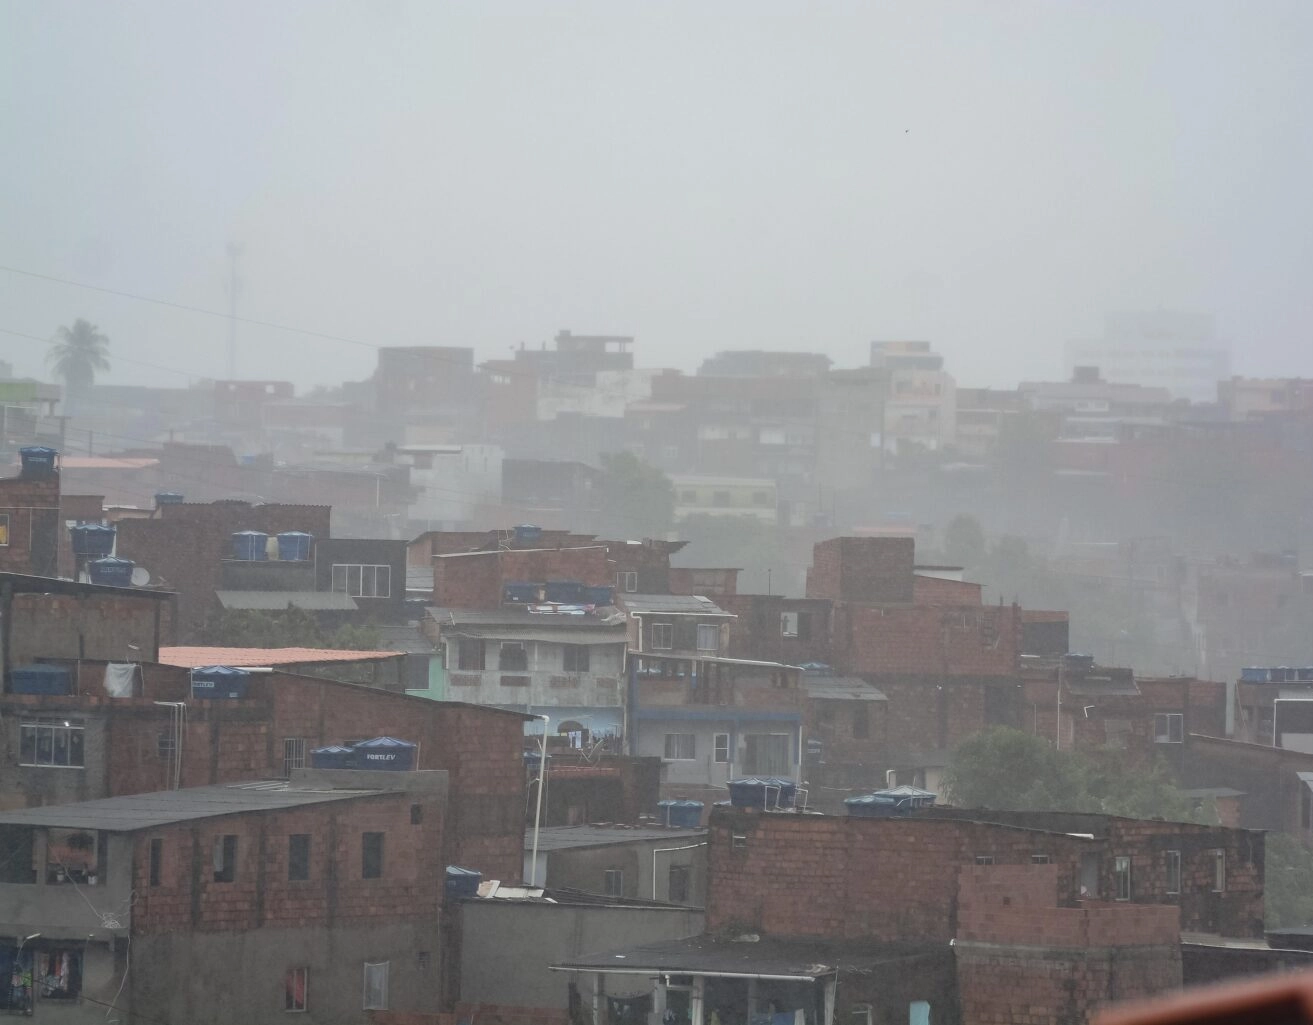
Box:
[115,501,331,639]
[806,537,915,603]
[0,471,60,575]
[132,790,444,934]
[433,546,611,609]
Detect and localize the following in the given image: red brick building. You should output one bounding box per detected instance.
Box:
[115,499,332,638]
[0,662,527,881]
[0,460,60,576]
[0,770,449,1025]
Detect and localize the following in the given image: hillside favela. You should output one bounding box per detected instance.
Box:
[4,4,1313,1025]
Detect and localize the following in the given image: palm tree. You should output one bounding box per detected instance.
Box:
[48,319,111,394]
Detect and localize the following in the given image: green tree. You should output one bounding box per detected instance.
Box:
[1264,834,1313,929]
[198,606,381,651]
[675,514,796,595]
[48,319,111,394]
[943,514,986,569]
[594,452,674,539]
[943,726,1207,821]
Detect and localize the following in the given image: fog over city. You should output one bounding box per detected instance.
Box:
[4,1,1313,389]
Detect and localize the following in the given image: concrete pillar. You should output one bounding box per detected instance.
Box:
[691,976,705,1025]
[651,977,667,1025]
[592,972,606,1025]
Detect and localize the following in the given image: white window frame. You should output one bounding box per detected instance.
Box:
[562,644,590,673]
[1153,712,1184,744]
[780,611,799,637]
[851,1006,873,1025]
[1114,855,1132,901]
[974,855,994,866]
[616,571,638,593]
[331,563,392,598]
[283,738,306,778]
[1165,850,1181,895]
[604,867,624,896]
[362,962,389,1011]
[650,623,674,650]
[285,966,308,1012]
[1212,849,1226,893]
[696,624,720,652]
[663,733,696,761]
[713,733,730,764]
[19,719,86,768]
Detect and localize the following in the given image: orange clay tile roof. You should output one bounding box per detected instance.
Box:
[159,646,404,668]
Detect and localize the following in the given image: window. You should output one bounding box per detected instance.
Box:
[457,639,485,671]
[213,834,237,883]
[974,855,995,866]
[499,642,528,671]
[713,733,730,764]
[732,833,748,851]
[1165,850,1181,895]
[416,951,431,972]
[285,967,308,1012]
[650,623,673,650]
[156,733,176,758]
[664,734,696,760]
[331,564,392,598]
[0,512,8,546]
[604,868,624,896]
[362,962,389,1011]
[851,1005,874,1025]
[752,491,771,506]
[35,949,82,999]
[288,834,310,881]
[1030,853,1051,865]
[148,838,163,887]
[696,624,719,652]
[743,734,790,776]
[410,804,423,825]
[781,612,799,637]
[853,704,870,740]
[283,738,306,778]
[1153,712,1184,744]
[1213,849,1226,892]
[562,644,590,672]
[909,1001,931,1025]
[616,571,638,593]
[19,719,85,767]
[668,864,690,903]
[1114,855,1132,900]
[362,832,384,879]
[712,490,731,506]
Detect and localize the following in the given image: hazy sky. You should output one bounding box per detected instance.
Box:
[3,1,1311,393]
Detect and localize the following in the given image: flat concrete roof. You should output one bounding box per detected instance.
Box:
[526,825,706,852]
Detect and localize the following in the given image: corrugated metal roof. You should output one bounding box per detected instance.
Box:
[0,781,382,832]
[428,606,626,629]
[552,936,924,978]
[526,825,706,852]
[216,591,359,611]
[618,594,732,616]
[159,646,405,668]
[800,676,887,701]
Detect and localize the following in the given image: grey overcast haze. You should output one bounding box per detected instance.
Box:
[2,0,1311,391]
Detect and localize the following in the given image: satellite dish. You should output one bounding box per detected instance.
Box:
[130,567,151,586]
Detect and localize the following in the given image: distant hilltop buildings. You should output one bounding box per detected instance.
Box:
[1066,310,1232,405]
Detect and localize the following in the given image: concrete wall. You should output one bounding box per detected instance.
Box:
[540,839,707,905]
[456,901,703,1007]
[131,921,440,1025]
[443,639,625,711]
[9,591,169,667]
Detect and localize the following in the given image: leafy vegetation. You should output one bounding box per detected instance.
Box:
[48,318,111,393]
[1263,833,1313,930]
[593,451,675,539]
[942,726,1207,822]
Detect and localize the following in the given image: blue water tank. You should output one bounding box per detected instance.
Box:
[445,865,483,900]
[310,745,356,769]
[190,666,251,700]
[544,580,586,604]
[70,523,116,557]
[658,800,704,828]
[231,531,269,561]
[276,532,313,562]
[584,586,615,606]
[1062,653,1096,670]
[154,492,185,507]
[1299,668,1313,682]
[727,777,797,809]
[1241,667,1271,683]
[869,785,937,812]
[10,664,72,696]
[88,557,134,587]
[514,524,542,546]
[353,736,417,771]
[844,794,900,818]
[19,446,57,477]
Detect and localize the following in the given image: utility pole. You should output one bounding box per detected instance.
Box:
[225,242,243,380]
